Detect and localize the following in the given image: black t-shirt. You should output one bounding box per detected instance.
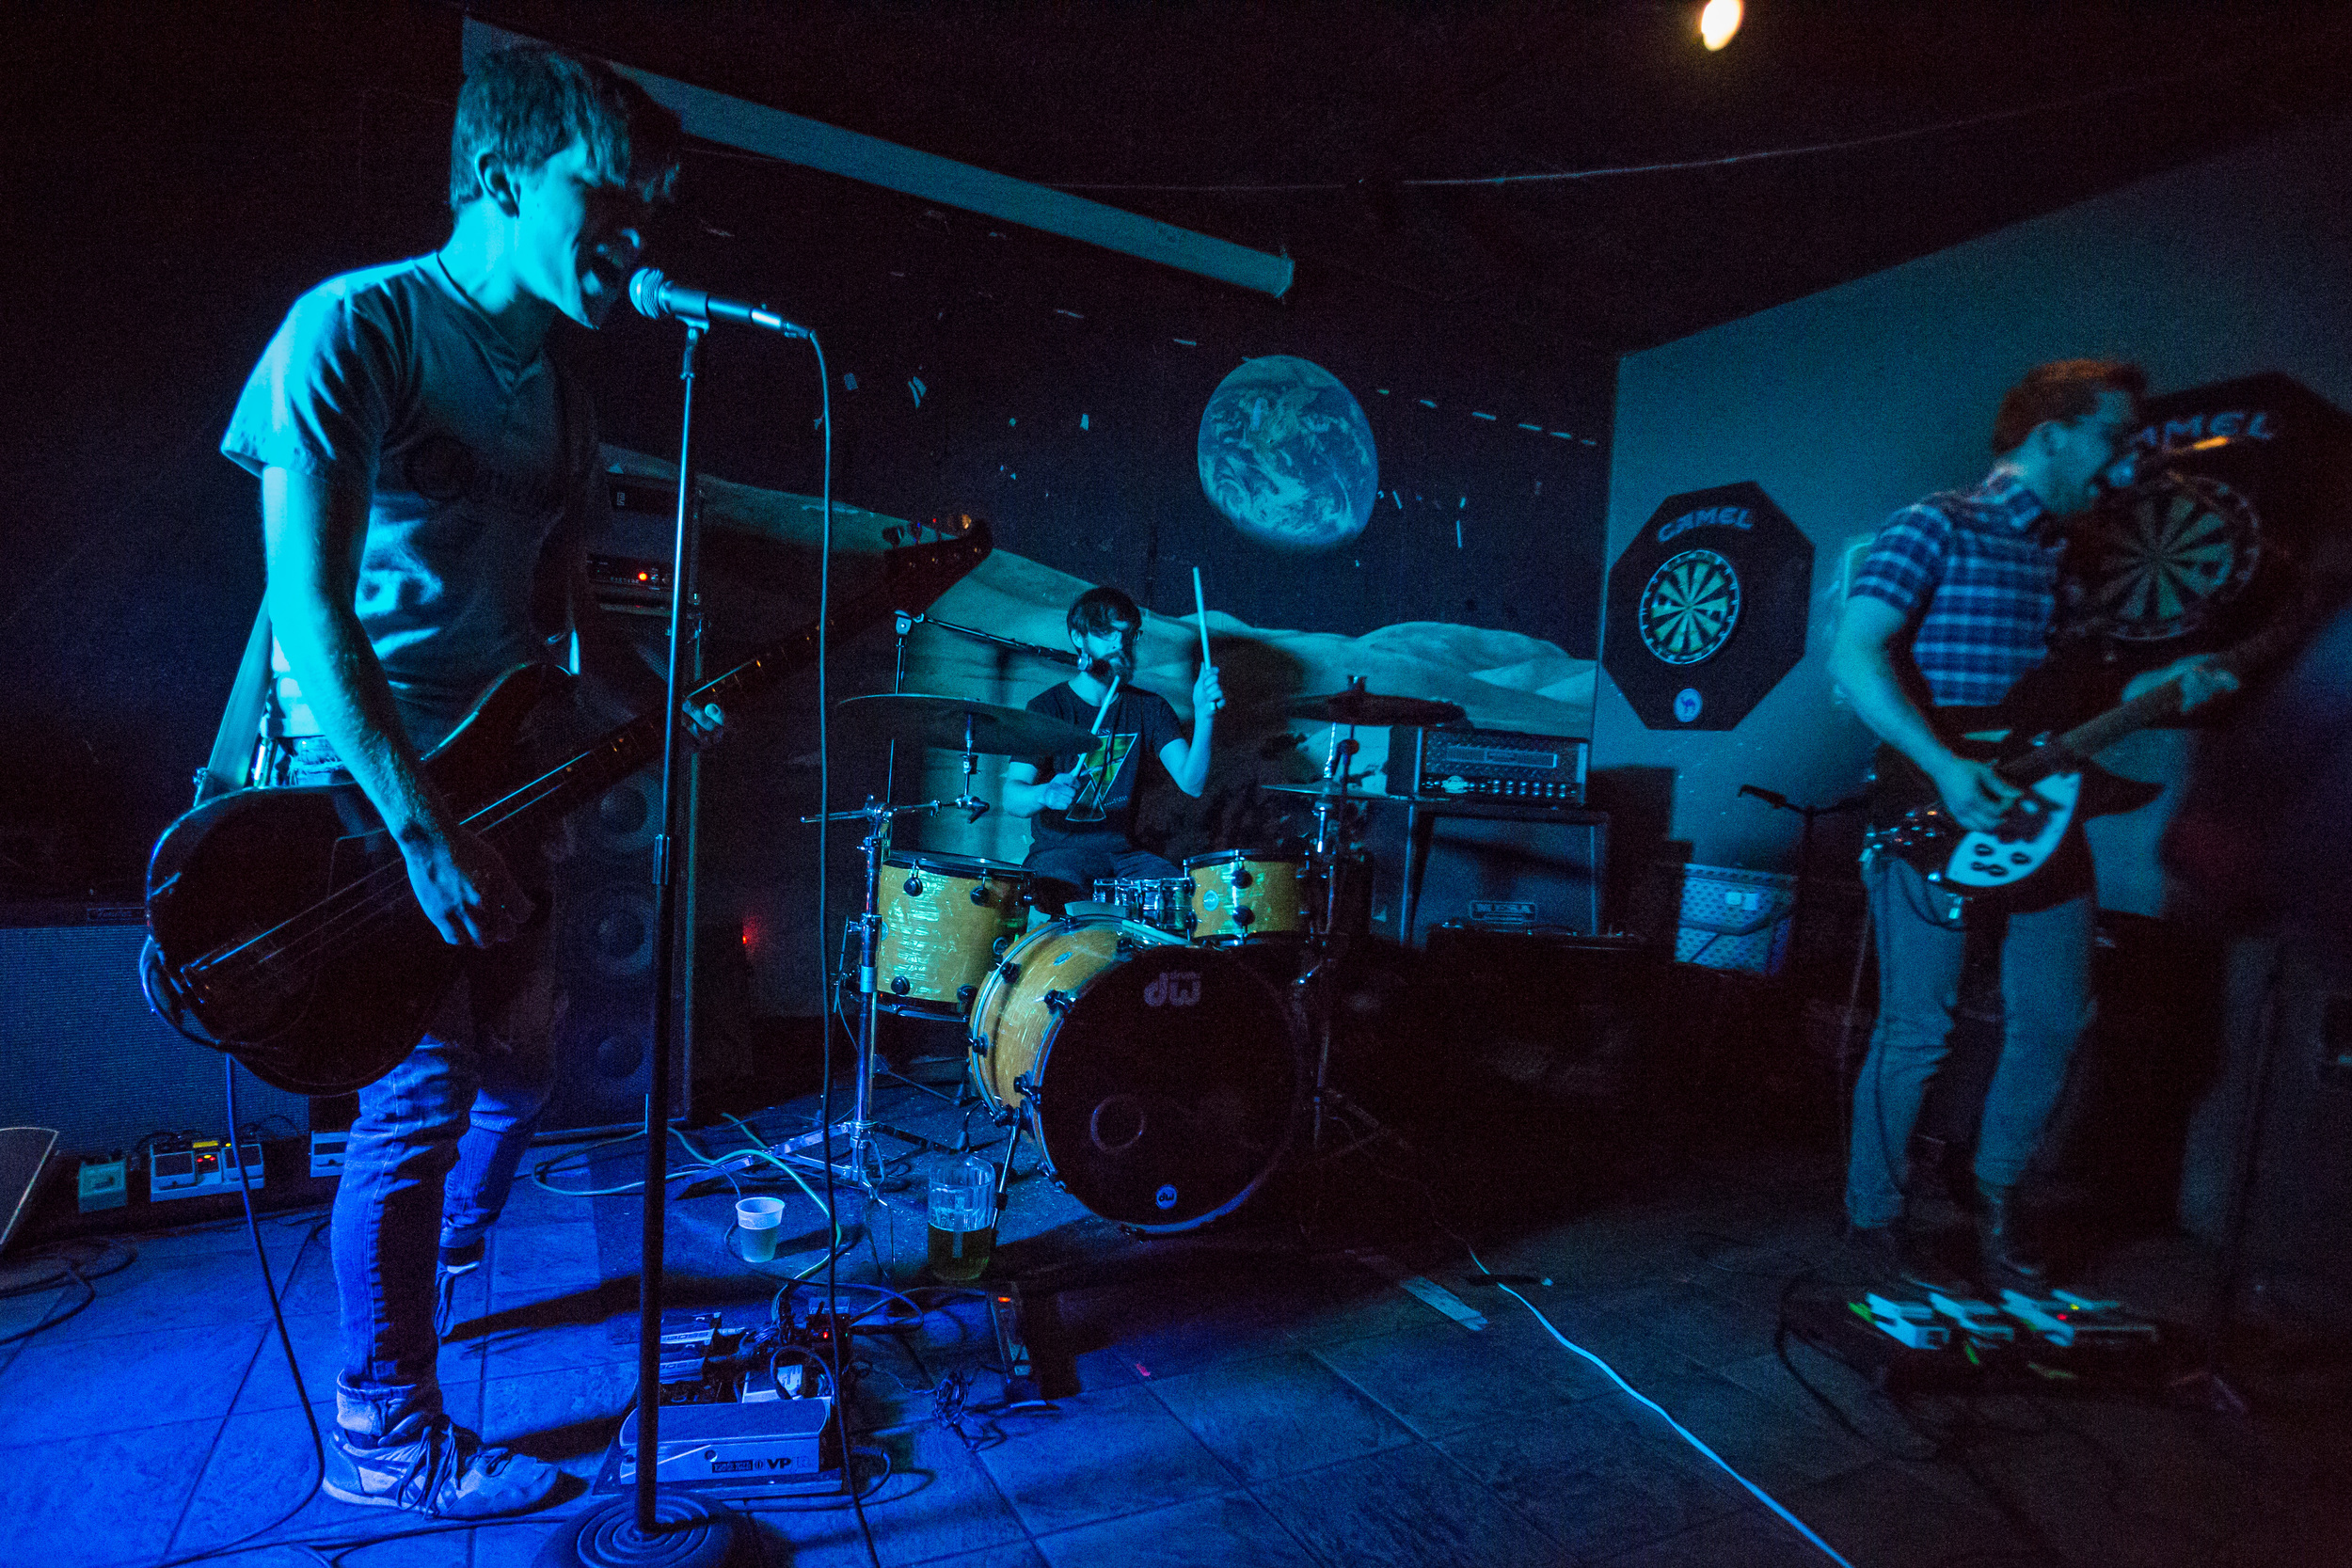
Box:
[1024,681,1183,848]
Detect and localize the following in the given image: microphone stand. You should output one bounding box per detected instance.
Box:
[538,322,747,1567]
[911,610,1083,670]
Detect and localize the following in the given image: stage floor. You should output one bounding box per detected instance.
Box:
[4,1059,2349,1568]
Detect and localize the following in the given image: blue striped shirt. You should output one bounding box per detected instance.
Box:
[1849,469,2063,708]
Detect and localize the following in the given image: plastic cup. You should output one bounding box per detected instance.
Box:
[736,1196,787,1262]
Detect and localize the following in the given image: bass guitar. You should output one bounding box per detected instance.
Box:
[141,520,990,1096]
[1866,606,2307,904]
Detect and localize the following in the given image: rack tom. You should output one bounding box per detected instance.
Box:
[1184,850,1310,942]
[875,852,1029,1017]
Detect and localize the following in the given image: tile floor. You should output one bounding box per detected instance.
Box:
[5,1069,2350,1568]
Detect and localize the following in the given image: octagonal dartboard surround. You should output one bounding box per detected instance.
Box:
[1604,481,1813,731]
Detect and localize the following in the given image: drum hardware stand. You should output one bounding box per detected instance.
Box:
[1295,724,1403,1158]
[783,758,992,1191]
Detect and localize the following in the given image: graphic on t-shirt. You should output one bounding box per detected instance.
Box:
[1062,733,1137,823]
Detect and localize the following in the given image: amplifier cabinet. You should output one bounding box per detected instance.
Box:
[1361,803,1609,948]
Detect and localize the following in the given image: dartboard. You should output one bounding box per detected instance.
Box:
[2083,475,2260,642]
[1639,548,1742,665]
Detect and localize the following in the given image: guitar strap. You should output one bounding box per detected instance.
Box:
[195,601,274,805]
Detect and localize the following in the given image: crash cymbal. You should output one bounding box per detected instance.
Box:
[835,693,1097,756]
[1284,689,1467,727]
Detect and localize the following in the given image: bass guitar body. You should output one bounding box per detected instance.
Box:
[142,666,560,1096]
[141,516,995,1097]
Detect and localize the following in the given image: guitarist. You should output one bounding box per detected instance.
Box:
[1829,359,2235,1289]
[218,49,718,1518]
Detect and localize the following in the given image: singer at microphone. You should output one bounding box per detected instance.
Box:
[628,267,811,337]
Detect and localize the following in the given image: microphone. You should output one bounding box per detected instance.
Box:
[2093,431,2249,498]
[628,268,810,338]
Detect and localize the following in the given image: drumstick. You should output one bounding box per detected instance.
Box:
[1192,567,1213,670]
[1090,673,1120,735]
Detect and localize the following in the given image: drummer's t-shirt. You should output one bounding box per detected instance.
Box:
[1024,681,1183,850]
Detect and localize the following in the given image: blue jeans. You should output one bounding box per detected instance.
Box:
[274,729,564,1438]
[330,1002,555,1438]
[1845,850,2095,1228]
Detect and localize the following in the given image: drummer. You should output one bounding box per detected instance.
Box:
[1002,586,1225,916]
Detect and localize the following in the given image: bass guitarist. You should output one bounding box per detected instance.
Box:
[1829,358,2234,1290]
[218,48,717,1518]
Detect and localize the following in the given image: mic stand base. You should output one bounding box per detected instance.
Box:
[530,1490,754,1568]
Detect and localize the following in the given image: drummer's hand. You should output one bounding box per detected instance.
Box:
[1193,663,1226,715]
[682,700,727,752]
[1040,768,1083,811]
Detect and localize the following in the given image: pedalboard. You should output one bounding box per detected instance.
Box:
[149,1136,262,1200]
[1788,1286,2166,1392]
[597,1309,846,1497]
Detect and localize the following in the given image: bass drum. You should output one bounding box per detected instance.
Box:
[968,918,1301,1232]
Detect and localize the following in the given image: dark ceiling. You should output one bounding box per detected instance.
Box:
[476,1,2352,355]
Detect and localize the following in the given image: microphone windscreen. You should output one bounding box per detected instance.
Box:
[628,267,667,320]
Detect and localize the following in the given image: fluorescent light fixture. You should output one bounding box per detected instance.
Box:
[465,19,1293,298]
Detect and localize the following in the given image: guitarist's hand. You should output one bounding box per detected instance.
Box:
[1930,754,2022,832]
[2125,654,2239,713]
[401,824,532,947]
[682,700,728,752]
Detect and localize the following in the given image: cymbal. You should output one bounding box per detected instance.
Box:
[1261,779,1375,798]
[835,693,1096,756]
[1284,689,1467,727]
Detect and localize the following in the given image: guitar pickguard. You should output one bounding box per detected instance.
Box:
[1935,771,2079,890]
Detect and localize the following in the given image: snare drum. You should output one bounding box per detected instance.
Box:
[875,852,1029,1017]
[1089,876,1195,937]
[1184,850,1310,942]
[968,917,1300,1232]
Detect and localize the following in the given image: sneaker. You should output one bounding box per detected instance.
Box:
[1847,1223,1964,1292]
[324,1417,564,1518]
[435,1241,485,1341]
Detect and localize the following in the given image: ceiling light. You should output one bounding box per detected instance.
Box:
[1699,0,1742,51]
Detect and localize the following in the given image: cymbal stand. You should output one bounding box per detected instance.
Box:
[781,758,990,1190]
[1295,723,1396,1155]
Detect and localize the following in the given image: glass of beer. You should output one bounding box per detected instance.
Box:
[928,1153,997,1281]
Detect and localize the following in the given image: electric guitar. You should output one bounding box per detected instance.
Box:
[1867,607,2309,903]
[141,520,990,1096]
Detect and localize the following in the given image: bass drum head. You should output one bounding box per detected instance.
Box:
[1032,942,1300,1232]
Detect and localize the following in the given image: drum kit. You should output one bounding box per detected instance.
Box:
[778,674,1462,1237]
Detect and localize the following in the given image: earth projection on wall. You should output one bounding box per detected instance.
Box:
[1196,356,1379,552]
